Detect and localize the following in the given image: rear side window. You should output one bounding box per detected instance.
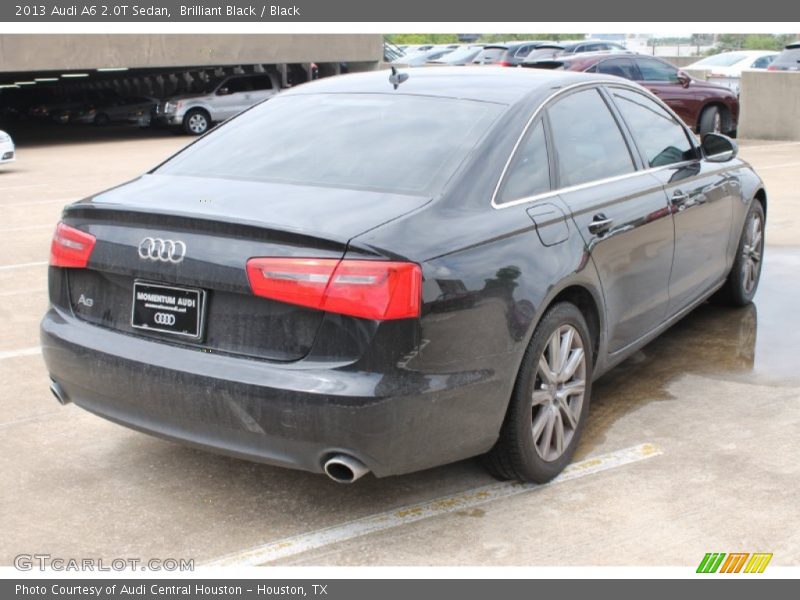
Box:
[498,120,550,203]
[610,87,696,167]
[224,78,253,93]
[250,76,273,91]
[634,58,679,82]
[515,45,533,58]
[547,89,635,188]
[597,58,639,80]
[751,55,774,69]
[157,93,503,196]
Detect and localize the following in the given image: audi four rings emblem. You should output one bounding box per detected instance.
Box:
[138,237,187,263]
[153,312,177,326]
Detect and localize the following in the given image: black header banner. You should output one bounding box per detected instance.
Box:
[3,0,800,22]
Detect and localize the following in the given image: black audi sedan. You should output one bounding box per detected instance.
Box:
[41,67,766,484]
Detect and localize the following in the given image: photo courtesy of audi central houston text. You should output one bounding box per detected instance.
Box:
[39,66,766,484]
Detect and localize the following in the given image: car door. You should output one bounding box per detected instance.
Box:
[606,85,736,316]
[546,87,675,353]
[632,57,698,127]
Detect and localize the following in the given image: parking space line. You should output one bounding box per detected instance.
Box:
[0,261,48,271]
[205,442,662,567]
[0,412,63,431]
[0,346,41,361]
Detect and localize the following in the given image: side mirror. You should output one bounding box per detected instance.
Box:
[702,133,738,162]
[216,87,230,96]
[677,70,691,87]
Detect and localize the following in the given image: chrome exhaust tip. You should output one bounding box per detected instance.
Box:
[49,380,70,405]
[323,454,370,484]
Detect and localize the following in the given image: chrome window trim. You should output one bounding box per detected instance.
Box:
[491,79,701,211]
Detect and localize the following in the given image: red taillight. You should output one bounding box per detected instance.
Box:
[497,60,512,67]
[246,257,422,320]
[49,222,96,268]
[767,65,778,71]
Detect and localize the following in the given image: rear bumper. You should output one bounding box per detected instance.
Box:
[41,308,502,477]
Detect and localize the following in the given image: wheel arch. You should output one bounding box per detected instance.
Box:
[545,284,603,369]
[183,105,212,120]
[754,187,767,218]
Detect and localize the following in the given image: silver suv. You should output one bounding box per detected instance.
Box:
[159,73,280,135]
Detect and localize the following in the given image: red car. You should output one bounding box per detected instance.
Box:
[522,52,740,136]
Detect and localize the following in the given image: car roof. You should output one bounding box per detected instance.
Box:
[537,50,635,68]
[283,66,625,105]
[786,41,800,49]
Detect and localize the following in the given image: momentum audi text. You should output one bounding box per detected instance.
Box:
[41,68,766,483]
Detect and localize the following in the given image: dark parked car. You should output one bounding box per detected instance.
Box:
[72,96,159,127]
[521,39,628,64]
[523,52,740,135]
[30,90,120,123]
[42,68,766,484]
[473,41,554,66]
[768,41,800,71]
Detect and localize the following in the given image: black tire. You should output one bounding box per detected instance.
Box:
[182,109,210,135]
[484,302,593,483]
[711,200,765,307]
[93,113,110,127]
[698,105,723,135]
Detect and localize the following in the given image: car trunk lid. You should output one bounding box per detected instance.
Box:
[59,174,430,362]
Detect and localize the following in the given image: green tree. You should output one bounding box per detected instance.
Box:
[385,34,461,45]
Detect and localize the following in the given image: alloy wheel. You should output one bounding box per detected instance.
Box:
[532,324,586,462]
[188,114,208,134]
[713,111,722,133]
[741,211,763,294]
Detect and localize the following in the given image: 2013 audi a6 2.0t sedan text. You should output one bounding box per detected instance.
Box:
[41,68,767,483]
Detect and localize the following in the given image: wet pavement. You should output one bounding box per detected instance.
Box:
[0,128,798,568]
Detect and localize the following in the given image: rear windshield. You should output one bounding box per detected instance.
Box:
[156,93,503,196]
[773,48,800,66]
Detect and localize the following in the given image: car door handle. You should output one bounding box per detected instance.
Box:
[588,214,613,235]
[671,190,690,205]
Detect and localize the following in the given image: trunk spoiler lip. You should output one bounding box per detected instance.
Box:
[62,196,435,261]
[62,202,352,250]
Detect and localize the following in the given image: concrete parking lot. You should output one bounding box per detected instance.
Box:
[1,128,798,568]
